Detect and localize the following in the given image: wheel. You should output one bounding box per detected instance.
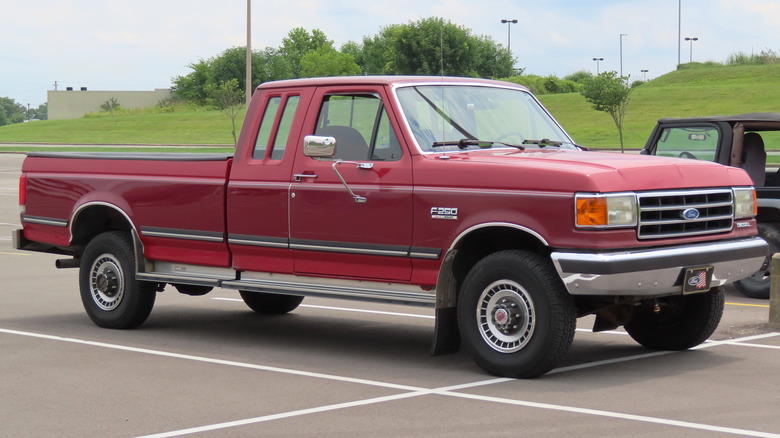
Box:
[239,291,303,314]
[79,231,156,329]
[734,223,779,299]
[457,250,576,378]
[624,289,724,350]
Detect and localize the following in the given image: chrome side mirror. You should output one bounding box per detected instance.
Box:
[303,135,336,158]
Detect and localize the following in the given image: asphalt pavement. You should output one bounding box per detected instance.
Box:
[1,152,779,438]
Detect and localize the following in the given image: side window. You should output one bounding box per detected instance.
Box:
[314,94,403,161]
[270,96,300,160]
[253,97,280,160]
[252,95,300,161]
[655,126,719,161]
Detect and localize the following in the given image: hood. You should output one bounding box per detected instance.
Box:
[421,149,753,192]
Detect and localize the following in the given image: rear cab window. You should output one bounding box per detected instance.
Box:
[253,94,301,161]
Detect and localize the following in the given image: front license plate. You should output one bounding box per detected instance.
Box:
[682,266,714,294]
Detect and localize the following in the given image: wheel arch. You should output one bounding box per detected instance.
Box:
[69,202,139,256]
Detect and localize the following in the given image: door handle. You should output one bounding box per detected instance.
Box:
[293,173,318,182]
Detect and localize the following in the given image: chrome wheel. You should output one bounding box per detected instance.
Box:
[89,253,125,311]
[476,280,535,353]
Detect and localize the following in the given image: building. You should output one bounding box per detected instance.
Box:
[47,88,172,120]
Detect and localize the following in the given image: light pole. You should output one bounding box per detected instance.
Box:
[246,0,252,105]
[685,37,698,62]
[500,19,518,52]
[592,57,604,74]
[619,34,627,76]
[641,69,649,81]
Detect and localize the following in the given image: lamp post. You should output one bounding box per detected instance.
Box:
[246,0,252,105]
[500,19,518,52]
[619,34,627,76]
[685,37,698,62]
[592,57,604,74]
[641,69,649,81]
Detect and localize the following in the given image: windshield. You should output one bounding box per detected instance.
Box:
[395,84,574,152]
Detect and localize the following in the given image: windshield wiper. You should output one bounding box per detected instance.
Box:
[432,139,525,150]
[522,138,563,147]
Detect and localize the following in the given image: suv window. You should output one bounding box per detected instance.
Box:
[655,126,719,161]
[314,94,402,161]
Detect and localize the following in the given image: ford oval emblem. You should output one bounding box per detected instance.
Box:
[682,208,700,220]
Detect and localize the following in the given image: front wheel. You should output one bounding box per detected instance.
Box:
[239,291,303,314]
[734,223,779,299]
[624,289,724,350]
[457,250,576,378]
[79,231,156,329]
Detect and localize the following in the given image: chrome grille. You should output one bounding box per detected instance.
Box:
[637,189,733,239]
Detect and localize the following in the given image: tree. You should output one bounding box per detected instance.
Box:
[0,97,26,126]
[280,28,333,77]
[207,79,244,146]
[300,48,362,78]
[100,97,121,115]
[580,71,633,152]
[172,60,212,105]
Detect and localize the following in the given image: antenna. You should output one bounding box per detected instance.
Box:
[439,22,444,77]
[53,81,59,90]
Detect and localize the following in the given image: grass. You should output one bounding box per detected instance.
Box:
[2,63,780,151]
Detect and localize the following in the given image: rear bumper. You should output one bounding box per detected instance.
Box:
[551,237,768,296]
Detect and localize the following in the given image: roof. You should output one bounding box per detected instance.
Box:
[255,75,528,91]
[657,113,780,124]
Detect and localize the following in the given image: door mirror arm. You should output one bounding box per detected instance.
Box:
[332,160,374,203]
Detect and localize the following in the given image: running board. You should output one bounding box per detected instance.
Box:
[221,275,436,307]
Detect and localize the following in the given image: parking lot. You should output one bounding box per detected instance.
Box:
[1,152,779,437]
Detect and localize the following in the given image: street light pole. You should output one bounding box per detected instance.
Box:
[619,34,627,76]
[641,69,649,81]
[592,57,604,74]
[500,19,518,52]
[685,37,698,62]
[246,0,252,105]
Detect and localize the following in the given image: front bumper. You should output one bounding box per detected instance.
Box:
[551,237,768,296]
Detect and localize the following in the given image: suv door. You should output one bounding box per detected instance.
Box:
[289,87,413,281]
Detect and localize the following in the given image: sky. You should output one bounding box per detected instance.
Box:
[2,0,779,107]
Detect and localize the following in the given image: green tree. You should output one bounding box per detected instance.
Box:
[280,28,333,77]
[207,79,245,146]
[300,48,362,77]
[172,60,212,105]
[0,97,26,125]
[581,71,633,152]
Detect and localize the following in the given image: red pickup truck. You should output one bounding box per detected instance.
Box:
[13,76,767,378]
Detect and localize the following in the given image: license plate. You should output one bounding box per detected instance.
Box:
[682,266,714,294]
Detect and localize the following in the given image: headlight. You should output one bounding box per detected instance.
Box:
[733,187,757,219]
[575,193,637,228]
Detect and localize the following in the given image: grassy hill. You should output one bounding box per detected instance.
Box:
[2,63,779,151]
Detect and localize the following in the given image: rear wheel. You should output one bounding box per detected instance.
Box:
[239,291,303,314]
[79,231,156,329]
[734,223,778,299]
[457,250,576,378]
[624,289,724,350]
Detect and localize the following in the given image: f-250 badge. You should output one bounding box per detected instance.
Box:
[431,207,458,220]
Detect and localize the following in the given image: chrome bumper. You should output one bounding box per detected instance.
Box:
[551,237,768,296]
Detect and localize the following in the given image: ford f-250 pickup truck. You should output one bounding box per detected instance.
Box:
[13,76,768,378]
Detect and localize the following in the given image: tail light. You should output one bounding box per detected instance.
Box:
[19,173,26,213]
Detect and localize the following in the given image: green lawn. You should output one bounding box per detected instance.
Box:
[2,64,779,151]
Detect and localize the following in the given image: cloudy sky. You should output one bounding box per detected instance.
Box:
[2,0,779,107]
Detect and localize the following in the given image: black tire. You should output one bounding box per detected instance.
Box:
[79,231,156,329]
[457,250,576,378]
[239,291,303,314]
[624,288,724,350]
[734,223,779,299]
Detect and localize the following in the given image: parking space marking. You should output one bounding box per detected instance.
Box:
[3,327,780,438]
[726,301,771,308]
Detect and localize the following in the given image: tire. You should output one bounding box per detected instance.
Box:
[239,291,303,314]
[624,288,724,350]
[734,223,779,299]
[79,231,156,329]
[457,250,576,378]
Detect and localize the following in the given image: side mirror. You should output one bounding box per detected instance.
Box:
[303,135,336,158]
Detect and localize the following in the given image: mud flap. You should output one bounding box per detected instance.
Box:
[431,307,460,356]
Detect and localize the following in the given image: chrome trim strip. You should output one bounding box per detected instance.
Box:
[449,222,549,252]
[140,226,224,242]
[21,215,68,227]
[228,234,289,248]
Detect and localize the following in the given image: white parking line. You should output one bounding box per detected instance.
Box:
[2,327,779,438]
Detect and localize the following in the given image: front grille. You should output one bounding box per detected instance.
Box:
[637,189,733,239]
